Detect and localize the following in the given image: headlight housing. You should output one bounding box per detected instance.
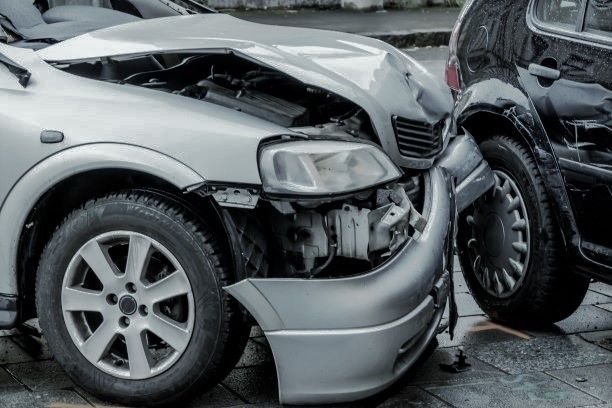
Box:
[259,140,401,196]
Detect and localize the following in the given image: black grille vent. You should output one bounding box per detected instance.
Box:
[392,116,444,159]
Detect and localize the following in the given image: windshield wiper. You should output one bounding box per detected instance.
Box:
[0,53,31,87]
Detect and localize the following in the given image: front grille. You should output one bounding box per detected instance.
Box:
[393,116,444,159]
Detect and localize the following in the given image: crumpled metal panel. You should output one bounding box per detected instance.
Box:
[37,13,454,169]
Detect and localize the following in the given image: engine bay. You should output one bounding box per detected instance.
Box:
[57,52,379,143]
[215,174,426,279]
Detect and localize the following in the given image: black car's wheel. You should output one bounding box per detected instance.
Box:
[36,191,249,406]
[457,135,589,325]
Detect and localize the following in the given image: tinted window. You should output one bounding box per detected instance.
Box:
[536,0,582,29]
[585,0,612,35]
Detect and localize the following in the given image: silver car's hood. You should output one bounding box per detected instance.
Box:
[38,14,453,168]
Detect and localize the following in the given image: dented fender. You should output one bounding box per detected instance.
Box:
[453,78,582,254]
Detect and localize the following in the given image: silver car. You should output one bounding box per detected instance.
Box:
[0,0,493,405]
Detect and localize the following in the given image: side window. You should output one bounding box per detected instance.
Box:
[536,0,582,29]
[585,0,612,36]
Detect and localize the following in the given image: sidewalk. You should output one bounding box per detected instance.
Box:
[231,7,460,47]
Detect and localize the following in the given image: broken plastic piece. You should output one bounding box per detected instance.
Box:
[439,347,472,373]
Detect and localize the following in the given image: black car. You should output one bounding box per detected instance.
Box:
[446,0,611,325]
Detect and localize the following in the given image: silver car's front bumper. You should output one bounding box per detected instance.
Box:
[224,133,493,405]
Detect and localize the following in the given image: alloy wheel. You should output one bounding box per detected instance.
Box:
[61,231,195,380]
[464,170,531,298]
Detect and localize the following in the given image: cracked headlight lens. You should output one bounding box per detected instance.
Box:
[259,140,401,196]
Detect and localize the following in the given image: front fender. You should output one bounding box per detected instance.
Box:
[0,143,205,296]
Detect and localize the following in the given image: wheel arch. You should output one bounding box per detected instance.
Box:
[455,99,581,266]
[460,109,531,147]
[0,144,235,325]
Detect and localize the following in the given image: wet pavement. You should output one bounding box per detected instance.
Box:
[0,258,609,407]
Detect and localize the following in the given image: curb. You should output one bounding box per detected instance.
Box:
[363,29,451,48]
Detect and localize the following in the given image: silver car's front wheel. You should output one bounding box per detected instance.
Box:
[37,191,250,406]
[62,231,195,380]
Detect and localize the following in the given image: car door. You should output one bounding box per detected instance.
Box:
[518,0,612,269]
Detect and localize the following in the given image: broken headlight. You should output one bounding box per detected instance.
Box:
[259,140,401,196]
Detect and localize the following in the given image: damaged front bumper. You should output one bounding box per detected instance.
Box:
[224,132,493,405]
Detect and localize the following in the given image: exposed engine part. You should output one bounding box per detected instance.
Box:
[177,79,308,127]
[269,186,426,276]
[58,53,378,141]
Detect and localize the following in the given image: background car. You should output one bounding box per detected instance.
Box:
[447,0,611,325]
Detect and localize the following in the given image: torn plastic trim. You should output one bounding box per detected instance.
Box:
[211,187,259,209]
[437,131,495,212]
[267,273,448,405]
[0,52,31,87]
[191,182,261,209]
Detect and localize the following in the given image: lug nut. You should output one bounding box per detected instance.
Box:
[119,316,130,328]
[139,305,148,317]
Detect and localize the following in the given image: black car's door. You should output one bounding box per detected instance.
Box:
[518,0,612,269]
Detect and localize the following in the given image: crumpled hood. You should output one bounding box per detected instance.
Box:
[37,14,453,168]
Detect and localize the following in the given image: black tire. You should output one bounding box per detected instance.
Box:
[457,135,589,326]
[36,191,249,406]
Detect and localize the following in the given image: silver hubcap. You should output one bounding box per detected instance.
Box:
[465,170,531,298]
[62,231,195,380]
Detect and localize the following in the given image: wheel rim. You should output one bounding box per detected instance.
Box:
[464,170,531,298]
[62,231,195,380]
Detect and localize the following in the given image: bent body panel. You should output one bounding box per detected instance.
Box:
[37,14,453,169]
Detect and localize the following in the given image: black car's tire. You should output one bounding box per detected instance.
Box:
[457,135,589,326]
[36,191,249,406]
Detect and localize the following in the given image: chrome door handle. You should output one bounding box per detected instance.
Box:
[528,63,561,80]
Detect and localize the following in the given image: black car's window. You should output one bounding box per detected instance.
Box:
[536,0,582,29]
[585,0,612,36]
[533,0,612,44]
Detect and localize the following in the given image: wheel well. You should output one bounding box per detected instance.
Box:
[460,111,528,147]
[17,169,230,321]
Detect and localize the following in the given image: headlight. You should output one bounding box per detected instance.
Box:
[259,140,401,196]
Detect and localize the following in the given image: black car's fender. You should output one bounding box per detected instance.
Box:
[453,79,584,268]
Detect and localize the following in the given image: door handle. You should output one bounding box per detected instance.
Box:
[528,63,561,81]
